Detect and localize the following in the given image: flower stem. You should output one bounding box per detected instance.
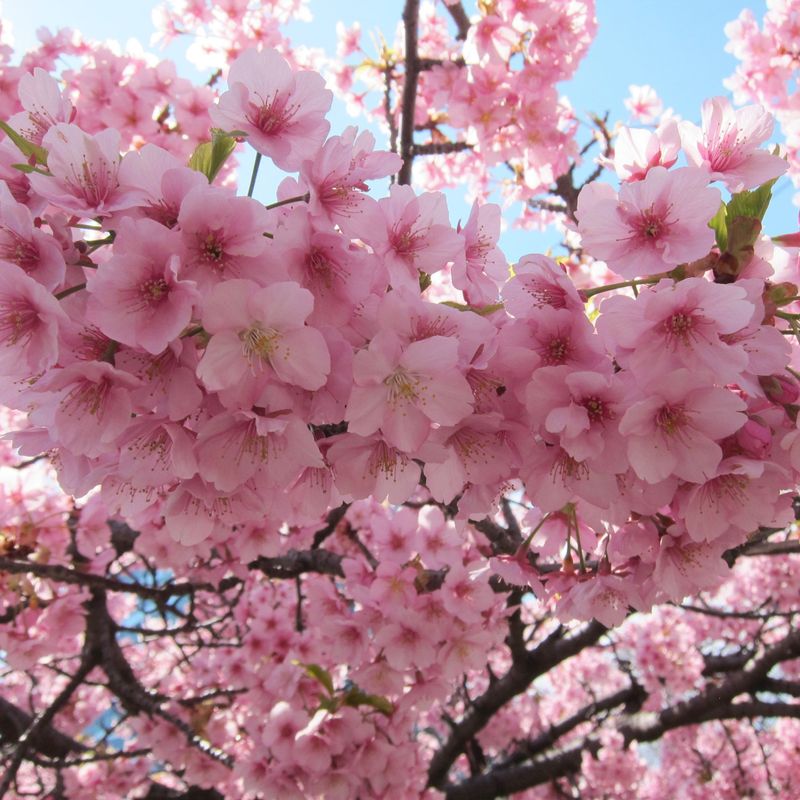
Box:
[521,513,550,551]
[265,192,311,211]
[247,151,262,198]
[55,283,86,300]
[582,276,660,299]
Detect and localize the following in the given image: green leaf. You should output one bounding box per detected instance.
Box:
[188,129,237,183]
[293,661,334,696]
[0,121,48,165]
[342,687,394,716]
[11,163,50,175]
[727,215,762,261]
[708,202,727,252]
[726,177,778,224]
[715,216,762,280]
[317,696,340,713]
[440,300,505,316]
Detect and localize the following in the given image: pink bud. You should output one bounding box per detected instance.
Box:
[736,417,772,458]
[760,374,800,405]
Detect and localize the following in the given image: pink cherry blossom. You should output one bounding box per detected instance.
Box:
[597,277,754,385]
[29,361,141,458]
[576,166,721,279]
[291,126,402,234]
[609,118,681,182]
[210,47,332,170]
[197,278,330,397]
[681,96,787,191]
[618,370,747,484]
[9,67,73,145]
[359,185,464,291]
[195,409,322,493]
[177,184,272,290]
[29,123,142,217]
[345,330,474,452]
[678,457,792,542]
[0,182,65,290]
[116,143,206,228]
[326,432,421,504]
[624,84,663,124]
[86,218,199,355]
[452,201,507,305]
[0,263,68,377]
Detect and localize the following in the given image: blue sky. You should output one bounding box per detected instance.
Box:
[3,0,794,260]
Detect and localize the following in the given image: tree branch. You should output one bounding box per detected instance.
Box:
[0,653,95,795]
[398,0,421,185]
[427,620,606,788]
[0,556,205,601]
[248,548,346,579]
[444,0,471,40]
[0,697,88,760]
[413,141,473,156]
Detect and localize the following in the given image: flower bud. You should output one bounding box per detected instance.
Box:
[736,417,772,458]
[760,374,800,405]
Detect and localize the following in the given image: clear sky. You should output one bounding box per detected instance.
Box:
[2,0,794,260]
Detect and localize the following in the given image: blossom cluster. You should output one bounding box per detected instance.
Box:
[153,0,598,226]
[3,466,798,798]
[1,40,798,635]
[725,0,800,201]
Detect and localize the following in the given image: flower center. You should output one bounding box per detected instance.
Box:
[543,336,570,365]
[582,395,608,422]
[655,404,688,435]
[0,230,39,270]
[140,278,169,304]
[0,298,36,347]
[240,324,279,367]
[384,369,420,405]
[201,233,224,265]
[249,93,295,135]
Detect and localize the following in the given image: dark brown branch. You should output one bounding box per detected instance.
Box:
[0,697,87,760]
[735,540,800,558]
[311,503,350,549]
[143,785,224,800]
[621,627,800,745]
[397,0,421,185]
[758,677,800,697]
[248,548,346,579]
[83,589,234,769]
[683,601,798,621]
[444,629,800,799]
[470,518,520,556]
[697,701,800,722]
[0,654,95,795]
[702,650,753,676]
[0,556,204,601]
[445,743,589,800]
[444,0,471,40]
[418,56,466,70]
[721,527,787,566]
[427,620,606,788]
[500,683,645,768]
[413,141,473,156]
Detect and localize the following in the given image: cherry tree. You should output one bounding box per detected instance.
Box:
[1,1,800,798]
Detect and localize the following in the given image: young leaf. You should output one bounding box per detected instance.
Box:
[293,660,335,696]
[726,177,778,223]
[188,129,237,183]
[708,202,727,252]
[342,686,395,716]
[0,121,48,165]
